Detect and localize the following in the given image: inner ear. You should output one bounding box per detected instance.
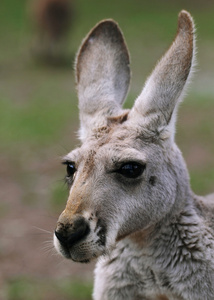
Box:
[75,19,130,111]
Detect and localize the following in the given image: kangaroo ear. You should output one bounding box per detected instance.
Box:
[75,20,130,141]
[130,11,195,139]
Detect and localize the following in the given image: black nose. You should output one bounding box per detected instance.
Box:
[55,216,90,248]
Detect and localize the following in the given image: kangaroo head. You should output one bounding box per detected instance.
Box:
[54,11,195,263]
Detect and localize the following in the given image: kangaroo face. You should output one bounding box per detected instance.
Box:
[54,120,189,262]
[54,11,195,262]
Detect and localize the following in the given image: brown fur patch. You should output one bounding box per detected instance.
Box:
[116,226,154,247]
[91,111,130,147]
[84,150,96,174]
[92,125,115,148]
[93,126,111,140]
[128,226,154,247]
[107,110,129,125]
[62,150,98,219]
[157,295,169,300]
[63,175,90,217]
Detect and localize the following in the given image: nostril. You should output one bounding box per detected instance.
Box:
[55,217,90,248]
[55,230,68,246]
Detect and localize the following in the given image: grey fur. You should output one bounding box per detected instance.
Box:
[54,10,214,300]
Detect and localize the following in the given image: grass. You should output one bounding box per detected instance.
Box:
[3,277,93,300]
[1,0,214,299]
[0,83,78,149]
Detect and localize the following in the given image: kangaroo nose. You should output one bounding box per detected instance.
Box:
[55,216,90,248]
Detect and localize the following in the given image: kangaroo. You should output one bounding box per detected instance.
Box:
[30,0,73,62]
[54,11,214,300]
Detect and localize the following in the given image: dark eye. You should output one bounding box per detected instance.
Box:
[66,163,76,177]
[117,162,145,179]
[62,161,76,184]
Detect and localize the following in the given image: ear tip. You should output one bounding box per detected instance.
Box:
[178,10,195,33]
[90,19,127,48]
[87,19,121,40]
[95,18,119,28]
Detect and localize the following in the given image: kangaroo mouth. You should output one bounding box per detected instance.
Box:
[54,231,105,263]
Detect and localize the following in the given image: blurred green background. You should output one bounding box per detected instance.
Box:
[0,0,214,299]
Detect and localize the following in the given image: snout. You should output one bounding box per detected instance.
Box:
[54,215,90,260]
[54,208,108,263]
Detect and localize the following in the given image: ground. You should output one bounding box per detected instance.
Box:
[0,1,214,299]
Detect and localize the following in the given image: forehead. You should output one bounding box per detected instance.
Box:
[65,121,161,164]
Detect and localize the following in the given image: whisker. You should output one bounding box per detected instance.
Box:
[42,240,54,245]
[33,226,53,235]
[55,256,68,267]
[39,239,57,256]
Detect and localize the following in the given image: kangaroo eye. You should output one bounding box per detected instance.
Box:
[117,162,145,179]
[66,163,76,177]
[62,161,76,183]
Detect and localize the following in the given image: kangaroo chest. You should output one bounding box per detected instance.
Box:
[93,237,214,300]
[93,241,176,300]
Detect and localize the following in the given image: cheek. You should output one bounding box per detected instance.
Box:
[142,174,177,220]
[118,177,176,235]
[118,201,151,238]
[93,171,176,241]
